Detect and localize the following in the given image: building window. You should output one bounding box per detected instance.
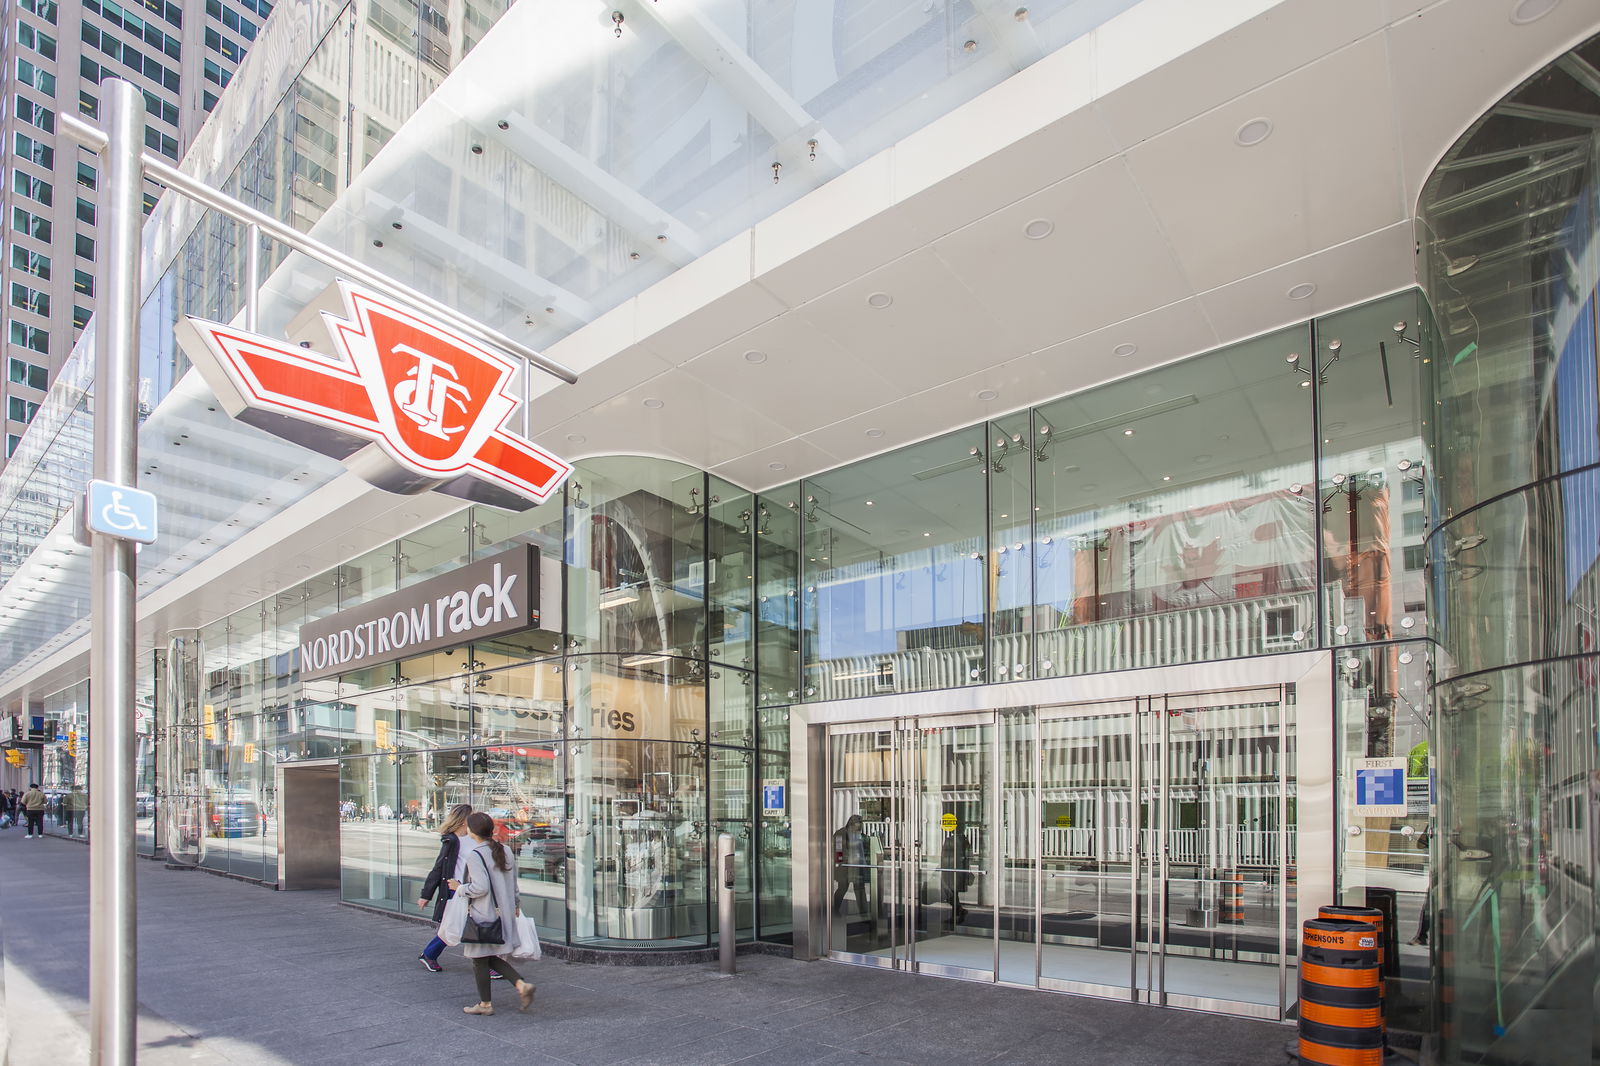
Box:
[18,23,58,60]
[9,283,50,317]
[73,305,92,329]
[142,191,159,215]
[77,162,98,191]
[81,54,101,82]
[74,270,94,298]
[1403,545,1425,571]
[12,169,53,207]
[9,334,50,365]
[76,233,95,260]
[1402,511,1426,537]
[10,246,51,281]
[13,131,52,168]
[202,90,218,112]
[80,90,99,117]
[6,434,21,458]
[76,198,97,226]
[15,95,56,134]
[20,0,59,24]
[11,206,51,242]
[16,57,56,94]
[7,397,40,425]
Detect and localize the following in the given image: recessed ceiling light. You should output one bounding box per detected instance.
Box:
[977,388,999,401]
[865,500,875,506]
[1161,475,1171,481]
[566,433,587,444]
[642,398,664,409]
[1113,343,1138,358]
[768,462,787,471]
[1122,428,1135,436]
[1510,0,1559,23]
[922,531,931,537]
[866,292,893,308]
[1023,219,1054,240]
[1234,117,1273,147]
[743,350,767,364]
[1287,282,1317,300]
[865,428,885,438]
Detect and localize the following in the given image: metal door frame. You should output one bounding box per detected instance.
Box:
[792,651,1334,1027]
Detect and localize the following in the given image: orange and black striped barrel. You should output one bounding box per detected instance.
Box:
[1299,919,1383,1066]
[1318,905,1385,970]
[1221,871,1245,924]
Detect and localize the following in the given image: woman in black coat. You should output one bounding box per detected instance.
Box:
[418,803,473,971]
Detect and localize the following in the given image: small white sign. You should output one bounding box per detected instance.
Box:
[1352,756,1409,817]
[86,479,158,543]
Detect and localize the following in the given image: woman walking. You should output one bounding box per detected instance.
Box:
[417,803,473,972]
[448,811,535,1015]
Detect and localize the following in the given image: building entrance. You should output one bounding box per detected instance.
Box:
[825,687,1297,1020]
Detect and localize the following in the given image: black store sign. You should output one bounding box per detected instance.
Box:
[298,545,538,682]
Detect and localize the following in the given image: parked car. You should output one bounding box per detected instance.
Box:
[208,796,263,837]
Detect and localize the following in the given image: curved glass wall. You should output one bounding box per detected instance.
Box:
[1419,34,1600,1066]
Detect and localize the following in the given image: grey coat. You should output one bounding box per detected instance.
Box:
[456,840,520,959]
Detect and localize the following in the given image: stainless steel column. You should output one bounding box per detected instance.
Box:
[89,78,144,1066]
[717,833,736,975]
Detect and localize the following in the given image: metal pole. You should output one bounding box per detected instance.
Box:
[717,832,737,975]
[89,78,144,1066]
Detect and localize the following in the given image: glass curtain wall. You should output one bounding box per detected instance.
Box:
[1418,33,1600,1066]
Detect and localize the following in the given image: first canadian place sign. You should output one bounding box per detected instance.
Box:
[299,546,538,682]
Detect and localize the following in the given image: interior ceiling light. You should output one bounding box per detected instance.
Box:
[1234,117,1273,147]
[865,428,885,438]
[768,462,787,471]
[1510,0,1560,23]
[866,292,893,308]
[566,433,586,444]
[1122,428,1135,436]
[1023,219,1054,240]
[1113,343,1138,358]
[1286,282,1316,300]
[977,388,999,401]
[743,350,767,363]
[642,398,664,409]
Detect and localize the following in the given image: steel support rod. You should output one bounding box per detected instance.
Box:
[89,78,144,1066]
[57,111,578,386]
[244,222,261,332]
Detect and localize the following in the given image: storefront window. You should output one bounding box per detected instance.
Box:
[801,427,989,701]
[1033,325,1316,677]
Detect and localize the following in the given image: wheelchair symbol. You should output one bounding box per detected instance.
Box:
[99,491,148,534]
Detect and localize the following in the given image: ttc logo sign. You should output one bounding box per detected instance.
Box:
[174,281,570,510]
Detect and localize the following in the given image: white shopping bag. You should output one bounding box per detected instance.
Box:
[511,914,541,960]
[438,894,468,947]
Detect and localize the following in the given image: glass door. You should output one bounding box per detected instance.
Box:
[1033,687,1295,1020]
[827,714,996,981]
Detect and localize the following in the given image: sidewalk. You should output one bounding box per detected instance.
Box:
[0,834,1290,1065]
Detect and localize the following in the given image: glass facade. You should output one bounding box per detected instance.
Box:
[1418,33,1600,1066]
[26,287,1447,961]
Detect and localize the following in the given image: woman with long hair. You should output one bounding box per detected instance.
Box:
[416,803,474,971]
[448,811,535,1014]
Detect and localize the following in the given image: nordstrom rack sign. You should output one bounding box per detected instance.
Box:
[298,546,539,682]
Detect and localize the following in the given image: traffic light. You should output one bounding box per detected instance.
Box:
[66,731,78,758]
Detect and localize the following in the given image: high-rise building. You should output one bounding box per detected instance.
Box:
[0,0,271,462]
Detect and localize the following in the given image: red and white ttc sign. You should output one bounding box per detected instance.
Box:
[174,281,570,510]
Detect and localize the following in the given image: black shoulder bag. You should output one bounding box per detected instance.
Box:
[460,850,506,945]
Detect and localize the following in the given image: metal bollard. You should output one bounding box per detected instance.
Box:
[717,833,736,975]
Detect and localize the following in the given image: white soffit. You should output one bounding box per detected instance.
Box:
[530,0,1600,492]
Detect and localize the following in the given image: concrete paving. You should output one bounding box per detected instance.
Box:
[0,833,1292,1065]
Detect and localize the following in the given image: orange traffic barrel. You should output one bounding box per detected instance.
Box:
[1318,905,1386,972]
[1299,919,1383,1066]
[1221,871,1245,924]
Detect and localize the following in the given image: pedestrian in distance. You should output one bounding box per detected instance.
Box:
[20,783,47,838]
[417,802,474,972]
[66,786,87,836]
[0,789,14,829]
[448,811,535,1015]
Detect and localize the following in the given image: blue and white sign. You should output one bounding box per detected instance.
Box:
[1352,757,1408,817]
[761,779,785,817]
[86,479,158,544]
